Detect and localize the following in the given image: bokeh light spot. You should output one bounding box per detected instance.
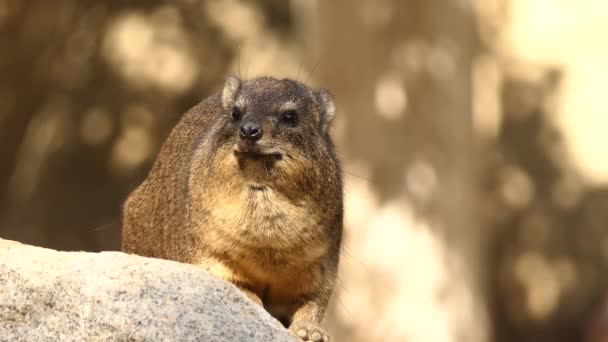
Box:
[374,73,407,120]
[80,107,113,146]
[102,8,198,92]
[499,165,535,210]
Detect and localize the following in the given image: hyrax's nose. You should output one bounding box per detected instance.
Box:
[239,119,263,141]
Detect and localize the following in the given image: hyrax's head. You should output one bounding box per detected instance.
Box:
[209,76,337,191]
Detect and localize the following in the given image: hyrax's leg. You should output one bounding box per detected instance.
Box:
[289,295,331,342]
[288,260,336,342]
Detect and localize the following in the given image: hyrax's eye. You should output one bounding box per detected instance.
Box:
[231,108,242,121]
[280,110,298,125]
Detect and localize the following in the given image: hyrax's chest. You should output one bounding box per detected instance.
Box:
[203,186,328,277]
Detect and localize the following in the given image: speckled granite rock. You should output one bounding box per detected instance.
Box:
[0,238,298,342]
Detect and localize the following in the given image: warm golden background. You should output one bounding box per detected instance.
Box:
[1,1,608,341]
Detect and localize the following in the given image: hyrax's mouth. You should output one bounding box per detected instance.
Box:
[233,141,282,161]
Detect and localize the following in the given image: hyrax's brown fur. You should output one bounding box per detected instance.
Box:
[122,76,342,341]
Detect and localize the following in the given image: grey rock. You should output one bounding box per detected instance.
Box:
[0,238,298,342]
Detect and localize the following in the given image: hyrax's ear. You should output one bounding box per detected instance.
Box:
[222,75,241,111]
[315,89,336,133]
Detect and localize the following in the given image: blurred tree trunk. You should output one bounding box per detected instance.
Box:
[317,1,489,341]
[0,101,36,215]
[0,2,41,215]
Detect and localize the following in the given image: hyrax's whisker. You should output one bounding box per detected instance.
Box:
[295,62,303,82]
[304,59,321,84]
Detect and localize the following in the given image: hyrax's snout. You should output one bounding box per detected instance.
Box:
[239,116,263,141]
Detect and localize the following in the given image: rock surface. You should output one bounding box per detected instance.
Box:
[0,238,298,342]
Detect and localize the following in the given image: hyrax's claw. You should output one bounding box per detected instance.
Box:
[290,322,328,342]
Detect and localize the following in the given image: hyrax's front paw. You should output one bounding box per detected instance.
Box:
[289,322,329,342]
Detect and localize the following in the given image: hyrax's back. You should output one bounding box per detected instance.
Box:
[122,95,220,262]
[122,76,342,341]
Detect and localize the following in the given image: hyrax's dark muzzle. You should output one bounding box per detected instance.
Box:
[239,116,263,141]
[234,114,279,158]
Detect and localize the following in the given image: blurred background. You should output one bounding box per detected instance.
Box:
[1,0,608,341]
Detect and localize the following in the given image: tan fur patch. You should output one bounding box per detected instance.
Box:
[235,97,249,109]
[278,100,298,113]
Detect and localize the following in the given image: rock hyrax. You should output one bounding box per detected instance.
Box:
[122,76,343,342]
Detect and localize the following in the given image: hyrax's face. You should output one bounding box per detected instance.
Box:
[213,76,335,188]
